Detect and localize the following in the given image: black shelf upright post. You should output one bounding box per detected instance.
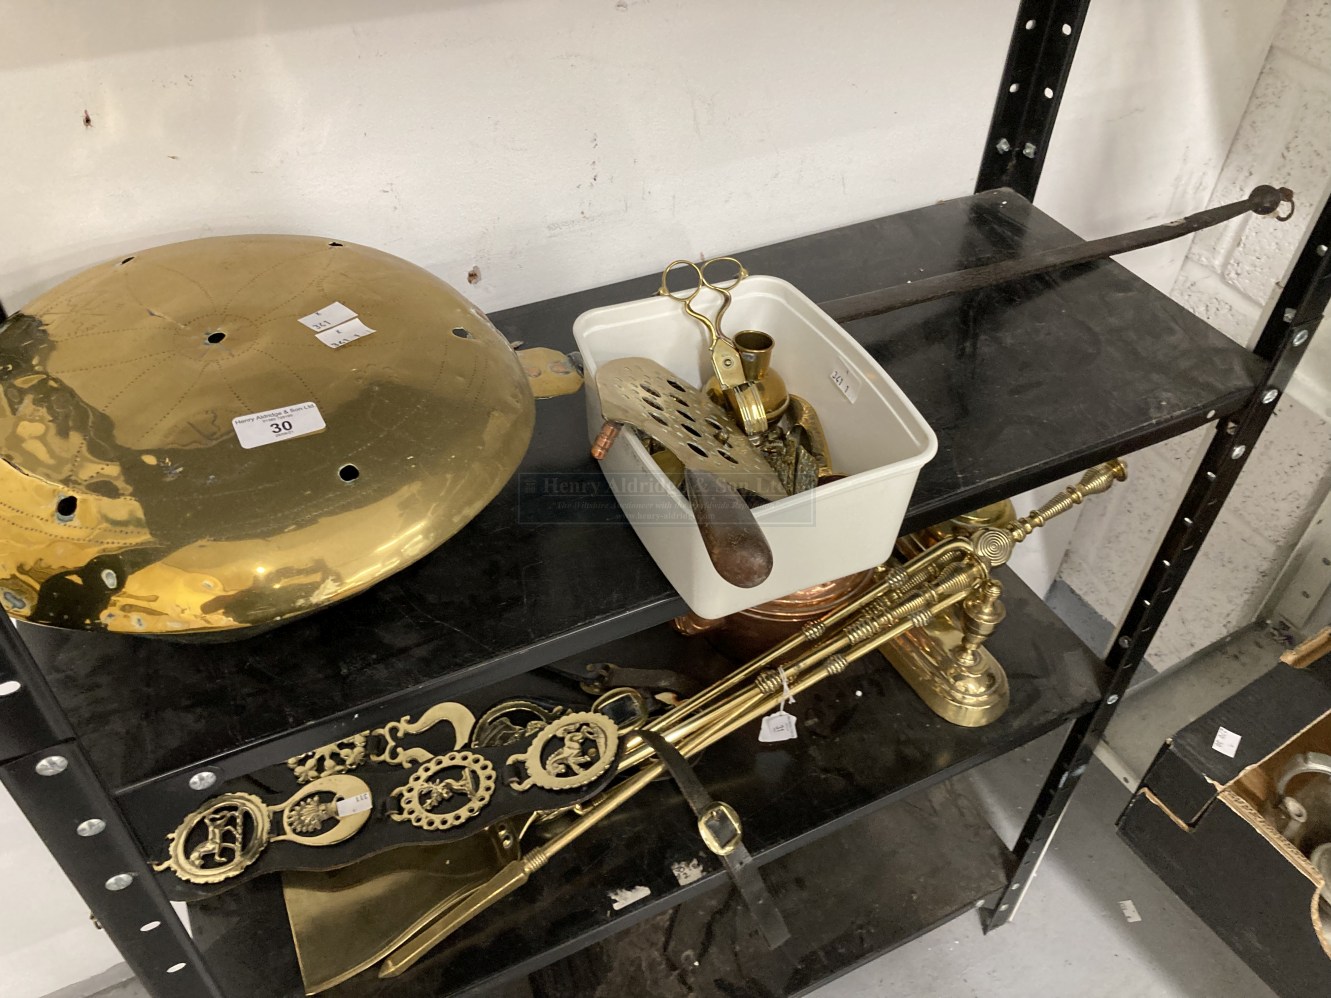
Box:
[983,197,1331,930]
[0,613,227,997]
[976,0,1091,200]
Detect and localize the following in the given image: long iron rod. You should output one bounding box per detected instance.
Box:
[819,185,1292,325]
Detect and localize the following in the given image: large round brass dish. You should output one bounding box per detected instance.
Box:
[0,235,534,636]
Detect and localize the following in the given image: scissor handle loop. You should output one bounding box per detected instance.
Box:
[658,259,705,301]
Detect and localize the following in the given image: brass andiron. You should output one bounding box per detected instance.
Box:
[882,460,1127,726]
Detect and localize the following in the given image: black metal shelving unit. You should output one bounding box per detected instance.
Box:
[2,3,1328,996]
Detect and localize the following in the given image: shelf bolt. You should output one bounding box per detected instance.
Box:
[1284,308,1297,323]
[1293,329,1310,347]
[76,818,106,837]
[1263,389,1279,404]
[1022,142,1038,158]
[1317,244,1328,256]
[35,756,68,777]
[995,137,1011,154]
[188,771,217,791]
[1117,637,1131,649]
[104,873,135,892]
[1231,445,1246,460]
[1107,694,1120,705]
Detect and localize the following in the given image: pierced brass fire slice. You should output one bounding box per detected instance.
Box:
[594,358,785,501]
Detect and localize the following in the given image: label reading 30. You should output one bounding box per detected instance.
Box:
[232,402,326,450]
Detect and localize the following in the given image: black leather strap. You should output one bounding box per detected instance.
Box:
[542,661,703,698]
[638,730,790,947]
[601,665,702,696]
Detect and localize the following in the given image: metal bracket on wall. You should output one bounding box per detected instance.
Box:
[985,190,1331,932]
[0,742,226,997]
[975,0,1092,200]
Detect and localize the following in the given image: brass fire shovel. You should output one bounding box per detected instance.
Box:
[593,357,779,587]
[282,821,521,994]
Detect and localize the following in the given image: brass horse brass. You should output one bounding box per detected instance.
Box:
[0,235,534,636]
[155,774,373,885]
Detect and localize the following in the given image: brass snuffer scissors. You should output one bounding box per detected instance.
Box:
[658,257,769,435]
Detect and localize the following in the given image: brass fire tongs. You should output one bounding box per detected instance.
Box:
[374,460,1128,978]
[659,256,769,436]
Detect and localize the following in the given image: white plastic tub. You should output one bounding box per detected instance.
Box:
[572,275,936,619]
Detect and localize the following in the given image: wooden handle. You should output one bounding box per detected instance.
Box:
[684,468,773,589]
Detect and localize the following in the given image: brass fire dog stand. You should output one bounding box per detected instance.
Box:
[883,460,1125,726]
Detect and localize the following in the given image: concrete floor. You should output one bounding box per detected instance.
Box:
[810,731,1275,998]
[806,626,1286,998]
[1097,625,1286,789]
[80,630,1285,998]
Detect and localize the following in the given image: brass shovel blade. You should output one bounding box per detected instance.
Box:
[595,358,784,501]
[283,825,519,994]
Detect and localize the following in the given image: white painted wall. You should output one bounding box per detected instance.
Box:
[1059,0,1331,672]
[1,0,1021,315]
[0,1,1285,993]
[1037,0,1287,292]
[1001,0,1287,599]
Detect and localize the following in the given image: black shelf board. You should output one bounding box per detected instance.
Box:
[192,777,1008,998]
[21,187,1252,794]
[523,778,1011,998]
[183,564,1096,997]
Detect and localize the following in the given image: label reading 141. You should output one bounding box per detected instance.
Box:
[298,301,357,332]
[316,316,376,349]
[232,401,326,450]
[829,366,862,403]
[336,792,372,818]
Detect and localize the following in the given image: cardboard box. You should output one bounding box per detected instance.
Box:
[1119,650,1331,998]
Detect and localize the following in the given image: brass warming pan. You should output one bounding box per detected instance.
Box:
[0,235,534,636]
